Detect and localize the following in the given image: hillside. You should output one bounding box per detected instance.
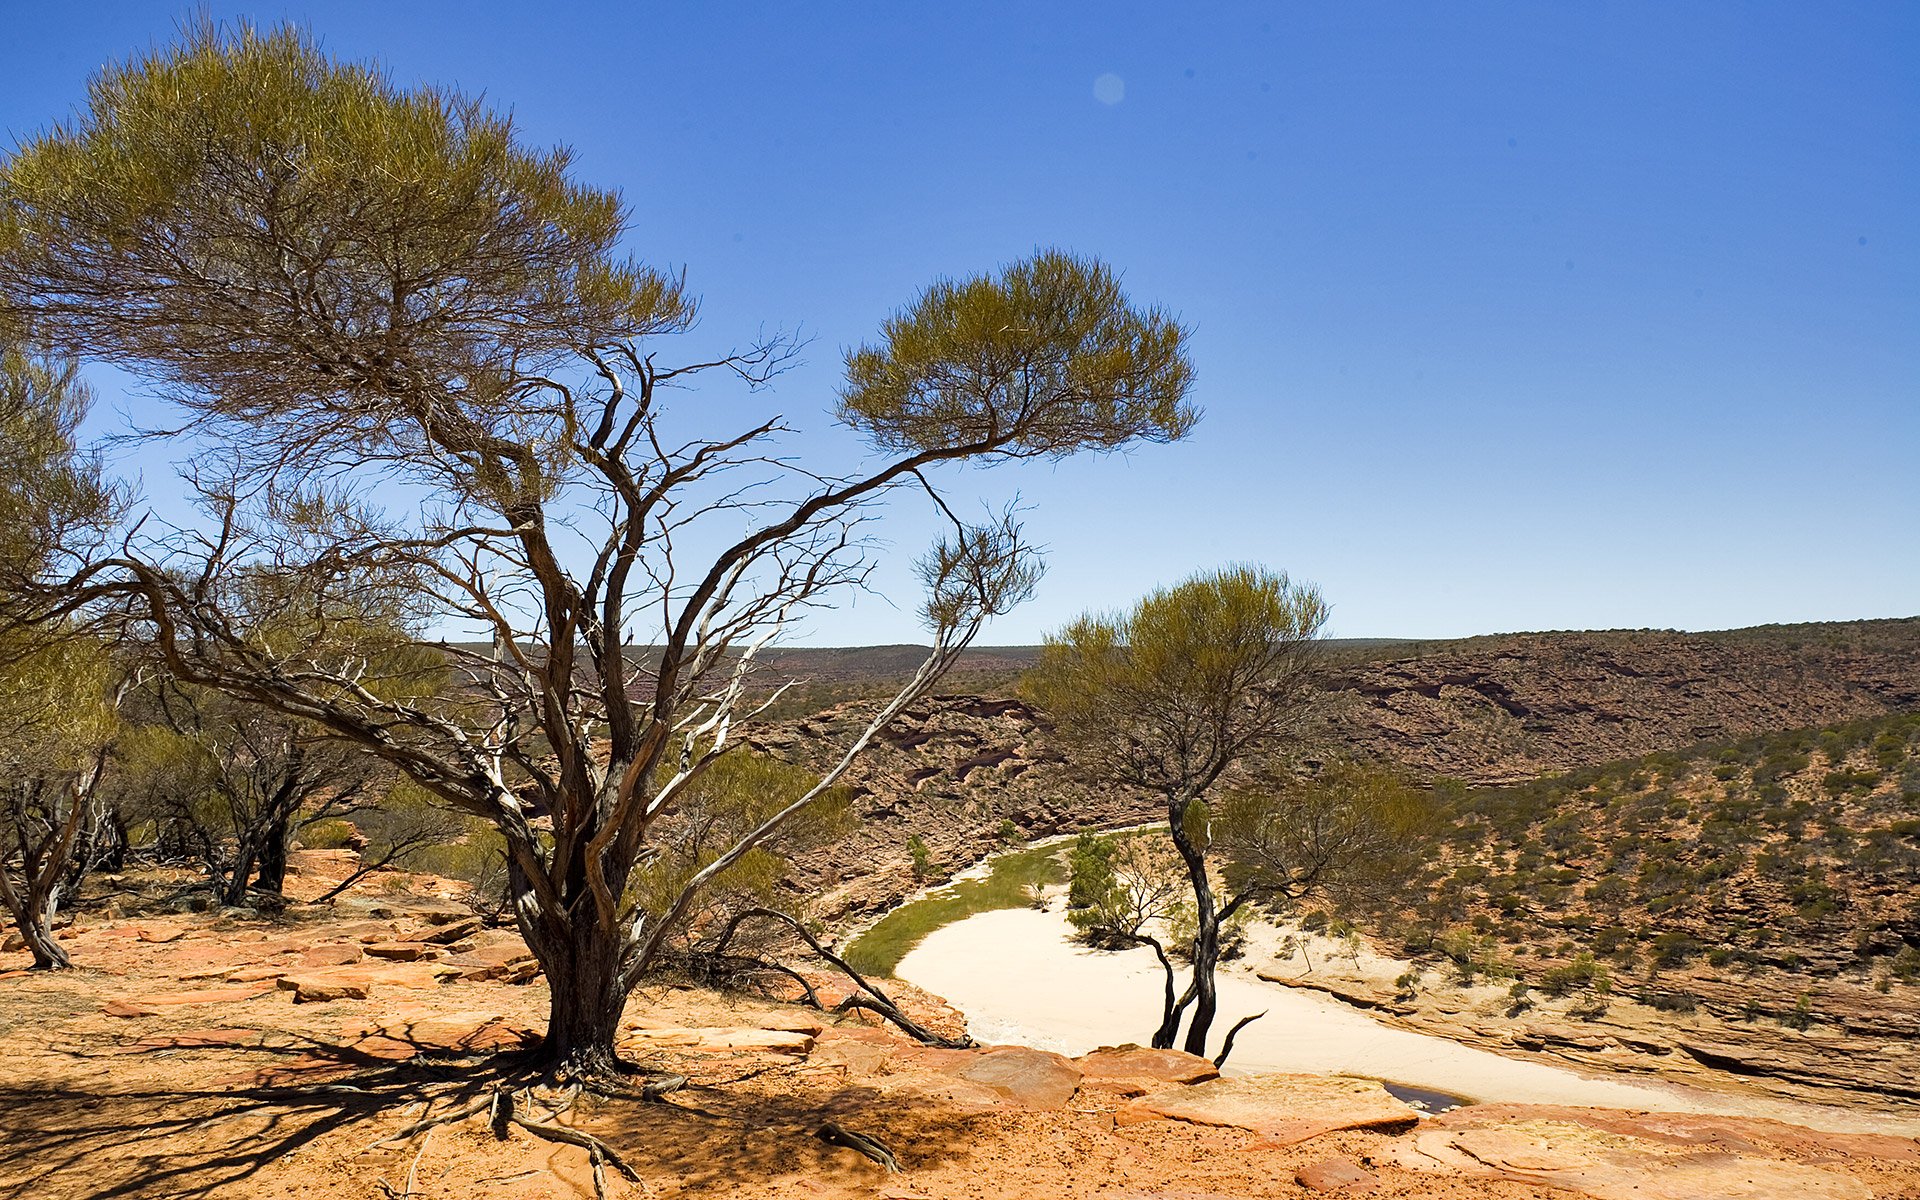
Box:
[1326,620,1920,784]
[766,619,1920,926]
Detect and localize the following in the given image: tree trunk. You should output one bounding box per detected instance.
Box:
[218,842,257,908]
[17,910,70,970]
[0,882,71,970]
[508,850,635,1077]
[253,812,290,896]
[1156,790,1223,1057]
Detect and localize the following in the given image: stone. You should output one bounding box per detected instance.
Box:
[363,942,434,962]
[417,918,483,945]
[136,927,188,944]
[225,966,291,983]
[101,1000,159,1018]
[617,1026,815,1056]
[126,1028,261,1053]
[280,974,371,1003]
[1295,1158,1380,1191]
[1446,1126,1872,1200]
[2,933,27,953]
[1075,1045,1220,1094]
[121,985,274,1007]
[1119,1075,1419,1146]
[293,944,364,968]
[947,1046,1081,1109]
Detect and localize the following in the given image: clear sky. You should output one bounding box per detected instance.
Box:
[3,3,1915,644]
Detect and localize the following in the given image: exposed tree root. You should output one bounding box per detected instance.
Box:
[706,907,976,1049]
[816,1121,901,1172]
[359,1074,673,1200]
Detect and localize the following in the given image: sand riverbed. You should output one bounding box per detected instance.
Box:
[895,903,1920,1137]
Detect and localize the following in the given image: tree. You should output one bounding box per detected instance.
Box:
[0,23,1195,1077]
[0,343,124,968]
[0,633,124,968]
[123,678,382,907]
[1213,764,1430,927]
[1023,566,1326,1058]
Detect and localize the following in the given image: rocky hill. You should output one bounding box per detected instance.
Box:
[765,619,1920,925]
[1325,621,1920,785]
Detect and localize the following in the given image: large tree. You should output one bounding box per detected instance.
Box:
[0,23,1195,1076]
[1023,566,1327,1058]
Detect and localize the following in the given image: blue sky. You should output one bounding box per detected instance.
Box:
[3,3,1915,644]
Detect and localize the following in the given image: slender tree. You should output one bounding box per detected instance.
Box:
[0,634,124,968]
[0,343,124,967]
[0,23,1195,1076]
[1023,566,1326,1058]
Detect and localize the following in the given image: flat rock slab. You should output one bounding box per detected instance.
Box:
[126,1028,262,1053]
[1120,1075,1419,1146]
[1447,1125,1872,1200]
[363,942,436,962]
[618,1026,816,1056]
[1076,1046,1220,1095]
[1296,1157,1380,1191]
[122,985,274,1008]
[947,1046,1082,1109]
[1436,1104,1920,1164]
[278,962,453,1002]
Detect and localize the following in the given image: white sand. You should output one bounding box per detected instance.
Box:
[895,905,1920,1136]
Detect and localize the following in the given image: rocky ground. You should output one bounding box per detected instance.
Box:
[4,855,1920,1199]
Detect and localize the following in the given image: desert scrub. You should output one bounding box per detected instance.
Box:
[843,838,1068,976]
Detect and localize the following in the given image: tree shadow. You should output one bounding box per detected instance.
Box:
[0,1031,984,1199]
[0,1028,504,1200]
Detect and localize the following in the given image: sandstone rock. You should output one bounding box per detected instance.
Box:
[416,918,483,945]
[947,1046,1080,1108]
[135,927,188,944]
[0,933,25,953]
[292,944,364,968]
[617,1026,815,1056]
[363,942,435,962]
[1075,1045,1219,1095]
[125,1028,260,1053]
[1436,1105,1920,1166]
[1446,1125,1872,1200]
[121,985,273,1007]
[1119,1075,1419,1146]
[280,974,370,1003]
[101,1000,159,1018]
[1295,1158,1380,1191]
[225,965,291,983]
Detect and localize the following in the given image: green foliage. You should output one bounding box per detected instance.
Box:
[907,835,935,883]
[631,752,854,940]
[0,19,688,421]
[1436,928,1511,984]
[296,819,356,851]
[1066,832,1116,911]
[843,839,1069,976]
[839,252,1195,458]
[0,345,114,589]
[1398,709,1920,999]
[1783,991,1816,1030]
[1540,952,1611,998]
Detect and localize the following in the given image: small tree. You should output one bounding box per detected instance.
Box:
[1024,566,1326,1058]
[0,23,1194,1076]
[0,634,122,968]
[0,344,123,967]
[124,682,379,906]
